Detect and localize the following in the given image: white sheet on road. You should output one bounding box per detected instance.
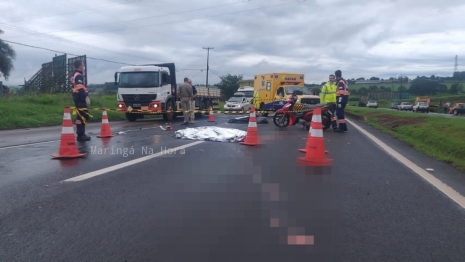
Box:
[175,126,247,142]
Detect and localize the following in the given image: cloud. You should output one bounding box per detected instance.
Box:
[0,0,464,87]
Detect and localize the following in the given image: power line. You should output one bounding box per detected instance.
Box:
[0,23,158,63]
[0,0,303,68]
[5,0,251,39]
[5,0,304,40]
[1,39,136,65]
[5,0,146,23]
[2,39,207,73]
[52,0,124,23]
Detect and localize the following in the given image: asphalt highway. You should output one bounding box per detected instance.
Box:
[1,112,465,262]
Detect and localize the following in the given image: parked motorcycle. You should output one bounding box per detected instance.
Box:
[273,90,333,130]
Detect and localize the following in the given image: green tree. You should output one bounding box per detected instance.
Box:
[216,74,243,100]
[398,85,407,92]
[0,29,16,80]
[450,83,463,94]
[358,87,368,97]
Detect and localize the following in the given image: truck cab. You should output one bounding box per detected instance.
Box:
[115,63,177,122]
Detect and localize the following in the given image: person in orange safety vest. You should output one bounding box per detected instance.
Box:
[334,70,349,132]
[72,60,91,141]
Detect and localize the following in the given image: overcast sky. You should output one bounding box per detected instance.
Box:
[0,0,464,86]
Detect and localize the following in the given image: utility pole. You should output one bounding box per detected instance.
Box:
[203,47,214,87]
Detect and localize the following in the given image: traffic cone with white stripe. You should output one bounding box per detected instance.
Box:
[240,106,260,146]
[299,109,329,154]
[97,108,115,138]
[297,107,332,166]
[51,107,86,159]
[208,106,215,122]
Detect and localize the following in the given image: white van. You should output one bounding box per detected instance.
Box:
[224,92,252,112]
[237,86,254,103]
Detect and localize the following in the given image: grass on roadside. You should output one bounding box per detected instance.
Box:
[0,94,227,130]
[346,106,465,172]
[0,94,130,130]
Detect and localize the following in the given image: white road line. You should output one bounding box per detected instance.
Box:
[0,140,58,149]
[61,141,204,182]
[346,118,465,209]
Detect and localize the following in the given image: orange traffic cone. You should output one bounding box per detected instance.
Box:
[299,109,329,154]
[51,107,86,159]
[297,107,332,166]
[97,108,115,138]
[208,106,215,122]
[240,106,260,146]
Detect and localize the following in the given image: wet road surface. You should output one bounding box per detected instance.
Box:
[1,113,465,261]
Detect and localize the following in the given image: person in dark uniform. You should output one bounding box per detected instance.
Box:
[72,60,91,141]
[334,70,349,132]
[188,79,197,124]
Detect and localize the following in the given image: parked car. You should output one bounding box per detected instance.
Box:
[413,102,429,113]
[397,102,413,111]
[366,100,378,108]
[390,102,399,109]
[449,103,465,116]
[223,92,252,112]
[358,100,366,107]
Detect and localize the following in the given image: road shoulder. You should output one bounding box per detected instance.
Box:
[345,113,465,199]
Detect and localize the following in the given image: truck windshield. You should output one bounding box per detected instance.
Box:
[119,72,159,88]
[285,86,313,95]
[228,97,244,102]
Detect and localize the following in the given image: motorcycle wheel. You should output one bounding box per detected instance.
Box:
[322,115,331,130]
[273,112,290,127]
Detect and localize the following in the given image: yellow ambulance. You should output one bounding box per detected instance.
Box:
[252,73,320,113]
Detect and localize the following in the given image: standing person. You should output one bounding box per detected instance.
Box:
[188,79,197,124]
[178,77,193,125]
[320,74,338,130]
[71,60,92,141]
[444,101,450,114]
[334,70,349,132]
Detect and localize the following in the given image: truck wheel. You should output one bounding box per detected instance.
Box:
[260,103,268,117]
[163,100,175,121]
[454,110,458,116]
[126,113,138,122]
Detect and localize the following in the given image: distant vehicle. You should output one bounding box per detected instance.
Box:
[390,102,399,109]
[358,100,367,107]
[223,92,252,112]
[413,102,429,113]
[236,86,254,103]
[366,100,378,108]
[449,103,465,116]
[397,102,413,111]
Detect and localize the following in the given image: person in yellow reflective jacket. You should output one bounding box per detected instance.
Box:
[252,90,260,110]
[320,74,338,130]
